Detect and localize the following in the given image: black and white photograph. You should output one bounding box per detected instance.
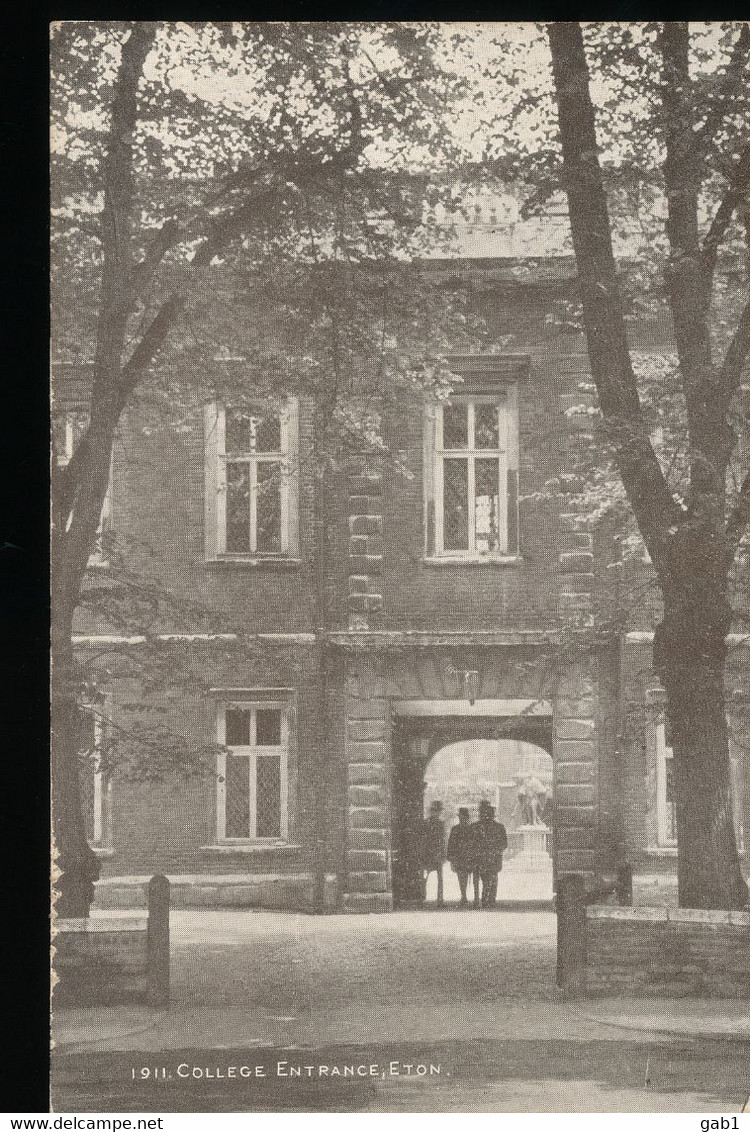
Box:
[49,20,750,1114]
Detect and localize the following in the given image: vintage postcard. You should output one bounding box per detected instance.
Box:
[49,20,750,1114]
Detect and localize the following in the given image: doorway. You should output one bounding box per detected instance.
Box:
[390,711,554,909]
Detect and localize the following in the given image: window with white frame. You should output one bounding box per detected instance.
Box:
[656,716,745,850]
[656,718,677,846]
[425,390,519,558]
[204,400,299,560]
[216,699,290,841]
[77,702,111,848]
[55,410,113,567]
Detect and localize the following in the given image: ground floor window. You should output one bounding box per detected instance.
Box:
[656,720,677,847]
[216,698,289,841]
[77,701,111,847]
[55,410,113,567]
[656,715,744,850]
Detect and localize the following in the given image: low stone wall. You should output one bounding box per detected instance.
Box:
[53,914,148,1006]
[585,906,750,998]
[55,875,170,1009]
[95,872,338,911]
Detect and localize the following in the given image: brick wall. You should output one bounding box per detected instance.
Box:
[65,277,737,906]
[379,346,570,632]
[53,916,148,1005]
[99,646,331,879]
[585,906,750,998]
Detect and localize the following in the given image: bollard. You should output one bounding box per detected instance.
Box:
[616,862,633,906]
[146,874,170,1009]
[556,873,587,994]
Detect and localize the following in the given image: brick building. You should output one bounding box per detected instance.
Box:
[55,195,750,911]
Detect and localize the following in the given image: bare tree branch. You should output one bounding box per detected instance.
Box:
[118,294,185,401]
[718,296,750,395]
[700,144,750,302]
[127,217,180,298]
[93,24,159,391]
[547,21,682,567]
[660,23,739,497]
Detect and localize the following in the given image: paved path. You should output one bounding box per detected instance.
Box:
[52,909,750,1113]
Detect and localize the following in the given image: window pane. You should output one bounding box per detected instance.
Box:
[52,416,68,460]
[665,756,677,842]
[443,404,468,449]
[475,404,500,449]
[256,708,282,746]
[77,709,97,757]
[79,757,97,842]
[77,708,99,842]
[225,409,252,454]
[475,458,501,554]
[69,413,88,452]
[256,463,282,552]
[443,459,468,550]
[255,412,281,453]
[225,707,251,746]
[78,710,98,846]
[256,755,282,838]
[226,463,251,552]
[225,755,250,837]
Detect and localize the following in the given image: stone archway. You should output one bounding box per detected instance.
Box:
[422,739,554,904]
[389,708,554,909]
[340,647,613,912]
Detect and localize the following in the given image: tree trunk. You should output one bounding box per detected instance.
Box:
[654,585,747,909]
[658,650,747,909]
[51,610,100,919]
[548,21,749,911]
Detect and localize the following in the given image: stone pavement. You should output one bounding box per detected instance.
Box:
[52,995,750,1054]
[52,910,750,1112]
[425,861,554,905]
[52,908,750,1054]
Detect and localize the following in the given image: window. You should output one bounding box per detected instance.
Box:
[77,702,111,848]
[424,381,519,559]
[656,716,744,850]
[204,400,299,560]
[216,699,290,841]
[656,719,677,847]
[55,411,113,567]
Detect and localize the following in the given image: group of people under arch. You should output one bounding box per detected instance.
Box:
[419,799,508,908]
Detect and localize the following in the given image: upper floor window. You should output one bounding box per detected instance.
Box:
[424,376,520,560]
[77,700,111,849]
[216,697,290,842]
[55,411,113,567]
[204,400,299,561]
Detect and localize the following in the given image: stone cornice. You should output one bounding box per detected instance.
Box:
[325,629,558,652]
[445,352,530,379]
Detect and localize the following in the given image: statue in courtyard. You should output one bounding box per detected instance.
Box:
[513,776,550,827]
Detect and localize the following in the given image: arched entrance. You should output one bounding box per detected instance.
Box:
[391,709,554,909]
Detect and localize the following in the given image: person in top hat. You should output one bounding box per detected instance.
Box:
[470,800,508,908]
[446,806,477,907]
[420,799,446,906]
